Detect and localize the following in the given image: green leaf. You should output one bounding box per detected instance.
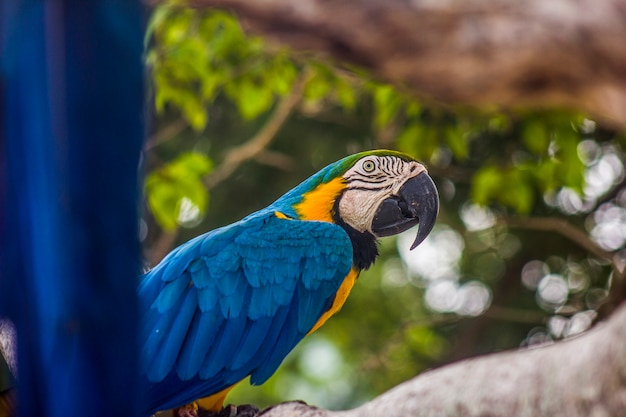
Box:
[372,84,401,129]
[145,174,180,230]
[182,98,208,131]
[535,159,558,193]
[145,152,213,230]
[444,125,469,160]
[472,165,535,214]
[228,79,275,120]
[405,326,447,359]
[396,123,421,154]
[168,152,213,177]
[405,102,422,117]
[335,77,356,111]
[304,72,332,102]
[554,130,585,193]
[488,114,510,133]
[501,170,534,214]
[522,120,550,155]
[472,165,503,206]
[397,122,438,161]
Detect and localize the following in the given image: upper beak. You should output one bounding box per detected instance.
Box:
[371,172,439,250]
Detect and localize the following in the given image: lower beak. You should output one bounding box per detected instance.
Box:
[371,172,439,250]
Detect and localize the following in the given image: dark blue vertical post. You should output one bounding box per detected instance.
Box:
[1,1,144,416]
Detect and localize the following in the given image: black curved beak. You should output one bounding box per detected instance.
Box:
[371,172,439,250]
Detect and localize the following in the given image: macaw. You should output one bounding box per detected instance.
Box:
[139,150,439,416]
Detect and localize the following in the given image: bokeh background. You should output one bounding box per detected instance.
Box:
[142,4,626,410]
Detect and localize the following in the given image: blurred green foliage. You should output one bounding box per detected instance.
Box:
[147,7,298,128]
[144,3,626,412]
[145,152,212,230]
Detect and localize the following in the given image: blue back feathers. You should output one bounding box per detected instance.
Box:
[140,208,353,413]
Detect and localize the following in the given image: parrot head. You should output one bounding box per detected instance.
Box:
[279,150,439,268]
[337,151,439,250]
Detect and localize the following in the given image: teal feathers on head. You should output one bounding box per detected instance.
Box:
[320,150,417,182]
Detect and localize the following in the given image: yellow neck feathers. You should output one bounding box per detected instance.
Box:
[294,177,346,222]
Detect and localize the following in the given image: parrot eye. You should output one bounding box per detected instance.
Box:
[362,160,376,173]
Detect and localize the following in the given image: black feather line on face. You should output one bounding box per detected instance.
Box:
[332,195,379,271]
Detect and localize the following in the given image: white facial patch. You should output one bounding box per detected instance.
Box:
[338,156,426,233]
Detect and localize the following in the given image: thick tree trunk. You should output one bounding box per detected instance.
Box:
[189,0,626,129]
[256,302,626,417]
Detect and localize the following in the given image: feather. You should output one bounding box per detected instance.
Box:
[138,275,162,314]
[296,283,326,334]
[199,315,247,379]
[197,287,219,312]
[142,305,179,374]
[147,289,197,382]
[154,272,191,313]
[187,258,205,273]
[218,271,249,318]
[189,262,213,289]
[228,316,273,370]
[235,304,290,373]
[249,298,302,385]
[175,311,222,380]
[248,285,274,319]
[215,269,242,296]
[160,247,193,282]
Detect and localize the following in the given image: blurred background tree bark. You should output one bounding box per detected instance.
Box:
[188,0,626,129]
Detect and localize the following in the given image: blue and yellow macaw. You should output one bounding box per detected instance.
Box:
[139,150,439,416]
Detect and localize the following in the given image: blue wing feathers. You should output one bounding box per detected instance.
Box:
[215,268,243,295]
[138,274,161,312]
[229,315,273,369]
[248,285,274,319]
[176,311,222,380]
[199,314,247,379]
[189,263,212,289]
[142,286,193,382]
[141,212,354,412]
[142,304,179,373]
[187,258,205,273]
[249,298,302,385]
[218,270,249,318]
[160,244,197,282]
[271,280,294,306]
[154,272,191,313]
[196,287,219,312]
[147,288,198,382]
[296,282,328,334]
[241,304,290,378]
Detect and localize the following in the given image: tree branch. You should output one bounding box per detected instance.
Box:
[251,302,626,417]
[188,0,626,129]
[144,118,188,152]
[500,216,614,263]
[204,71,310,190]
[253,150,295,172]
